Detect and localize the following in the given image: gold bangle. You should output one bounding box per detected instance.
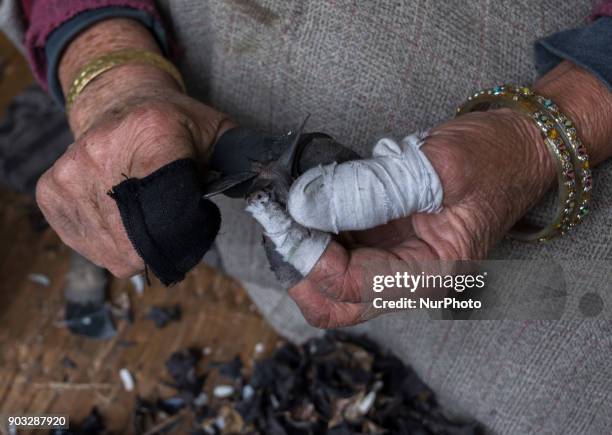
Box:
[65,49,186,112]
[456,85,592,243]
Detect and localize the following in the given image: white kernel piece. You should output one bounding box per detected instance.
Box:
[28,273,51,287]
[129,274,145,295]
[213,385,235,398]
[119,368,135,392]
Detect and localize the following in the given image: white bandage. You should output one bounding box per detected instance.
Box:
[287,132,443,233]
[245,192,331,276]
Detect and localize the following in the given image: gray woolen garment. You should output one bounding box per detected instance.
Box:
[3,0,612,433]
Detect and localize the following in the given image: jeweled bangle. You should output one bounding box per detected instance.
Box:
[456,85,592,242]
[66,49,186,112]
[530,93,592,226]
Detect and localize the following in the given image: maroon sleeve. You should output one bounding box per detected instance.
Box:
[591,0,612,19]
[21,0,163,88]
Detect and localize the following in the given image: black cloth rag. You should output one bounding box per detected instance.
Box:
[109,159,220,285]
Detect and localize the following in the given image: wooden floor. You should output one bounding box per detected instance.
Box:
[0,34,278,433]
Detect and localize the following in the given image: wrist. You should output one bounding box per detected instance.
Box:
[59,18,179,137]
[534,61,612,166]
[68,63,180,137]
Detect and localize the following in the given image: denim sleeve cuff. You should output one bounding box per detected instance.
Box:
[534,17,612,90]
[45,6,170,106]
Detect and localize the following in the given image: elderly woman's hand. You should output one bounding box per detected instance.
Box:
[35,19,233,277]
[36,87,232,277]
[282,62,612,328]
[283,109,549,327]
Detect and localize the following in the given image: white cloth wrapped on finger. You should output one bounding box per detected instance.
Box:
[288,132,443,233]
[245,191,331,276]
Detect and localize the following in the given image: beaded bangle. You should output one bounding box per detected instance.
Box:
[65,49,186,112]
[456,85,592,242]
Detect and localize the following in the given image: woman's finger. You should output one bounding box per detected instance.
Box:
[245,190,330,276]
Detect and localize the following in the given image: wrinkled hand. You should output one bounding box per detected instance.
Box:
[251,62,611,329]
[285,108,555,328]
[36,86,232,277]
